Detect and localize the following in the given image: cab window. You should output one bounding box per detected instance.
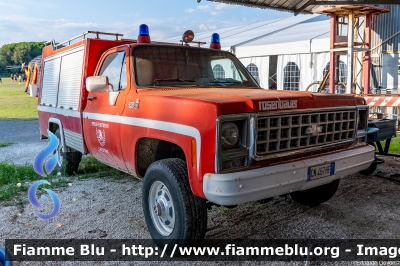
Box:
[133,46,258,88]
[99,51,127,91]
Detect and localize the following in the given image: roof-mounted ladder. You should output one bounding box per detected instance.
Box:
[44,31,124,51]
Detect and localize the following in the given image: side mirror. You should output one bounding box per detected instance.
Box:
[86,76,119,106]
[86,76,110,92]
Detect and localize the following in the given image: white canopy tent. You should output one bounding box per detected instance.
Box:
[164,14,344,92]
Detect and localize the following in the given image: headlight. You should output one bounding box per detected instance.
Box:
[221,122,239,149]
[216,115,250,173]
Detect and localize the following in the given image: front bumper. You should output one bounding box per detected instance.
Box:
[203,145,375,206]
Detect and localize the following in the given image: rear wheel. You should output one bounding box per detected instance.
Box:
[142,158,207,247]
[290,179,340,207]
[54,129,82,175]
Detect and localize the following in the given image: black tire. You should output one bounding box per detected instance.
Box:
[54,129,82,175]
[359,161,378,176]
[290,179,340,207]
[142,158,207,248]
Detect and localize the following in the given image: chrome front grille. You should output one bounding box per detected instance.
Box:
[256,110,356,156]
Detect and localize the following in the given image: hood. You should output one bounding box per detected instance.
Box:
[139,87,364,114]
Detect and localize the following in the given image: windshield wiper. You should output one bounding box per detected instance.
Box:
[210,78,242,84]
[154,78,196,85]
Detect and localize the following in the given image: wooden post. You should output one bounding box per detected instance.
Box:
[329,14,336,94]
[346,12,355,94]
[363,13,372,95]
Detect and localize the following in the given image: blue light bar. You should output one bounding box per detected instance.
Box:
[139,24,149,36]
[211,33,220,44]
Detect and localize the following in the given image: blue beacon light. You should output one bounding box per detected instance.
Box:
[138,24,151,43]
[210,33,221,50]
[139,24,149,36]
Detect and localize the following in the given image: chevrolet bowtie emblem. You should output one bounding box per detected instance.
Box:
[307,124,323,136]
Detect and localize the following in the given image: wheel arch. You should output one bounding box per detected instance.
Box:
[136,137,187,178]
[48,118,65,151]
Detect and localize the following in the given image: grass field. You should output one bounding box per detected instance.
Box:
[0,77,38,120]
[379,133,400,153]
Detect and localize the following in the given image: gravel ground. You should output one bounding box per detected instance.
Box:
[0,119,46,165]
[1,120,400,266]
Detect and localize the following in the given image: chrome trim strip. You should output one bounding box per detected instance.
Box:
[256,106,356,117]
[83,112,201,175]
[252,140,354,161]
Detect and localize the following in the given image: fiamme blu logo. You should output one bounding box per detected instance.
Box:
[29,130,61,220]
[33,130,59,177]
[0,247,12,266]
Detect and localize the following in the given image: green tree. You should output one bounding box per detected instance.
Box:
[0,42,44,76]
[0,45,13,75]
[0,45,13,66]
[12,44,32,64]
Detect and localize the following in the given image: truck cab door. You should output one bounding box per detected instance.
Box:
[83,47,131,171]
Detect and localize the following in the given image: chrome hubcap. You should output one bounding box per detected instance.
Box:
[149,181,175,236]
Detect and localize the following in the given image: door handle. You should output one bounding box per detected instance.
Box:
[88,96,97,101]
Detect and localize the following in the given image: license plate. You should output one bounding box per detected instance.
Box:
[307,162,335,181]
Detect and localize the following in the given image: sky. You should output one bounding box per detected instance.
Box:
[0,0,291,46]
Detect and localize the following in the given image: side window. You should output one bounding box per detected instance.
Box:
[99,51,127,91]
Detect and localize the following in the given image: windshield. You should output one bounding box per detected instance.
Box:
[133,45,259,88]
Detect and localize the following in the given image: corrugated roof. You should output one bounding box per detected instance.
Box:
[371,4,400,53]
[206,0,318,15]
[205,0,399,15]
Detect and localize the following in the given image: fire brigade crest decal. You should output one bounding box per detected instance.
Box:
[96,128,106,147]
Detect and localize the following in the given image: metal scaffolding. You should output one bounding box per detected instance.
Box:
[313,5,390,94]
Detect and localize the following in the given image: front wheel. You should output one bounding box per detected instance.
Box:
[142,158,207,247]
[290,179,340,207]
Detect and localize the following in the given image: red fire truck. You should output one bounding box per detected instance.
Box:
[37,25,375,246]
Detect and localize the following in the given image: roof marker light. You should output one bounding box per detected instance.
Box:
[210,33,221,50]
[138,24,151,43]
[182,30,194,46]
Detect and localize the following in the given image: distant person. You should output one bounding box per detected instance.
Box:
[18,75,22,82]
[0,77,2,83]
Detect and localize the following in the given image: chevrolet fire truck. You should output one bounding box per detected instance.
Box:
[37,25,375,246]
